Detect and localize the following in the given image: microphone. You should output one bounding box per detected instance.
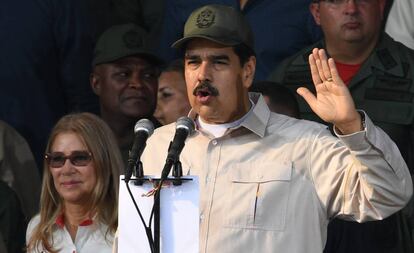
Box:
[125,119,155,183]
[161,117,195,180]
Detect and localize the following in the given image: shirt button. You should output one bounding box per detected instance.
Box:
[212,140,218,146]
[200,214,205,221]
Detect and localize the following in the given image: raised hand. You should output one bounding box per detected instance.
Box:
[297,48,362,134]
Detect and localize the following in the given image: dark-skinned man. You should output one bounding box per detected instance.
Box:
[90,23,163,167]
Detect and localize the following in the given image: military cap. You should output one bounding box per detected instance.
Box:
[172,4,254,51]
[93,23,163,66]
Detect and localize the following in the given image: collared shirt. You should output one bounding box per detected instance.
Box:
[26,214,114,253]
[197,99,254,138]
[141,93,412,253]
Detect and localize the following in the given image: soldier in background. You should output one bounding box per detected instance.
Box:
[269,0,414,252]
[90,24,163,166]
[0,181,26,253]
[0,120,40,221]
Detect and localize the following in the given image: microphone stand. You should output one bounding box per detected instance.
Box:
[128,115,195,252]
[153,160,183,252]
[152,158,174,253]
[125,162,192,253]
[150,157,191,253]
[133,161,145,186]
[172,161,183,186]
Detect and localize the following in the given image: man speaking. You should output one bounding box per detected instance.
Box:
[140,4,412,253]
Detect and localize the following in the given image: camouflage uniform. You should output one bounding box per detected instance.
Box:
[269,33,414,253]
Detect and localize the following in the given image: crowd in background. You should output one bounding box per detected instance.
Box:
[0,0,413,252]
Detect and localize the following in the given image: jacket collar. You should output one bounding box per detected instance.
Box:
[188,92,270,138]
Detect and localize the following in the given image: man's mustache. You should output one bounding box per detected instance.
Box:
[192,81,219,96]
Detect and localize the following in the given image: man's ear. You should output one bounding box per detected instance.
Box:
[242,56,256,89]
[90,72,101,96]
[310,3,321,25]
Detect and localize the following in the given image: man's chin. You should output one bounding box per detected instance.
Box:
[342,33,365,43]
[122,110,153,121]
[197,106,225,124]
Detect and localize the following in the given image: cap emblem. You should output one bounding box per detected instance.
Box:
[123,30,143,49]
[196,9,215,28]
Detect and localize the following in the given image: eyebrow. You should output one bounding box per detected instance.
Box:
[184,54,230,62]
[184,53,200,60]
[210,55,230,61]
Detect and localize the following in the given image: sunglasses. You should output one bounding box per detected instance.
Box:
[45,151,93,168]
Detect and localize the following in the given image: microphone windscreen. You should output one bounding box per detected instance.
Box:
[175,116,195,135]
[134,119,155,136]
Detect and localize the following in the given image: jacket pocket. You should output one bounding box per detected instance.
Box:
[223,161,292,231]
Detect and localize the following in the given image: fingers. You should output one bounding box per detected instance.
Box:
[309,48,334,83]
[309,52,322,85]
[319,50,332,81]
[328,58,343,86]
[312,48,326,82]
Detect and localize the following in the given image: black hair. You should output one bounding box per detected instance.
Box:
[232,43,256,66]
[250,81,300,119]
[162,59,184,74]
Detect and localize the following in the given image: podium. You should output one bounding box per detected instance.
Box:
[118,176,199,253]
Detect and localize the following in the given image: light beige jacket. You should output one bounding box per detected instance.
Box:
[133,93,412,253]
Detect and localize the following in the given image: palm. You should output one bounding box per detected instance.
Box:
[297,48,358,126]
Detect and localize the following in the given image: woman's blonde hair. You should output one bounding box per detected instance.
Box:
[27,112,123,253]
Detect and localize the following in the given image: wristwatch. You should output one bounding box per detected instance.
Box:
[358,111,366,130]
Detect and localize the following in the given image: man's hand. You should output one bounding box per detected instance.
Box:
[297,48,362,134]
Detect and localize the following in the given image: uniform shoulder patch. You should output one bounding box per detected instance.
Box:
[377,49,397,70]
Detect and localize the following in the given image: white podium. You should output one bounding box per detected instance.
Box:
[119,176,199,253]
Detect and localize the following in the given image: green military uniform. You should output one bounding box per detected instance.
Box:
[0,181,26,253]
[93,24,164,169]
[0,121,40,220]
[269,33,414,253]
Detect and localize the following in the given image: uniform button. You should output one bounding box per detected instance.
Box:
[212,140,218,146]
[200,214,205,220]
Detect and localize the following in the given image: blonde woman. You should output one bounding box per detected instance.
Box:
[26,113,122,253]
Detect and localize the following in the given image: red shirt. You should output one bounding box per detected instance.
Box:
[335,61,362,86]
